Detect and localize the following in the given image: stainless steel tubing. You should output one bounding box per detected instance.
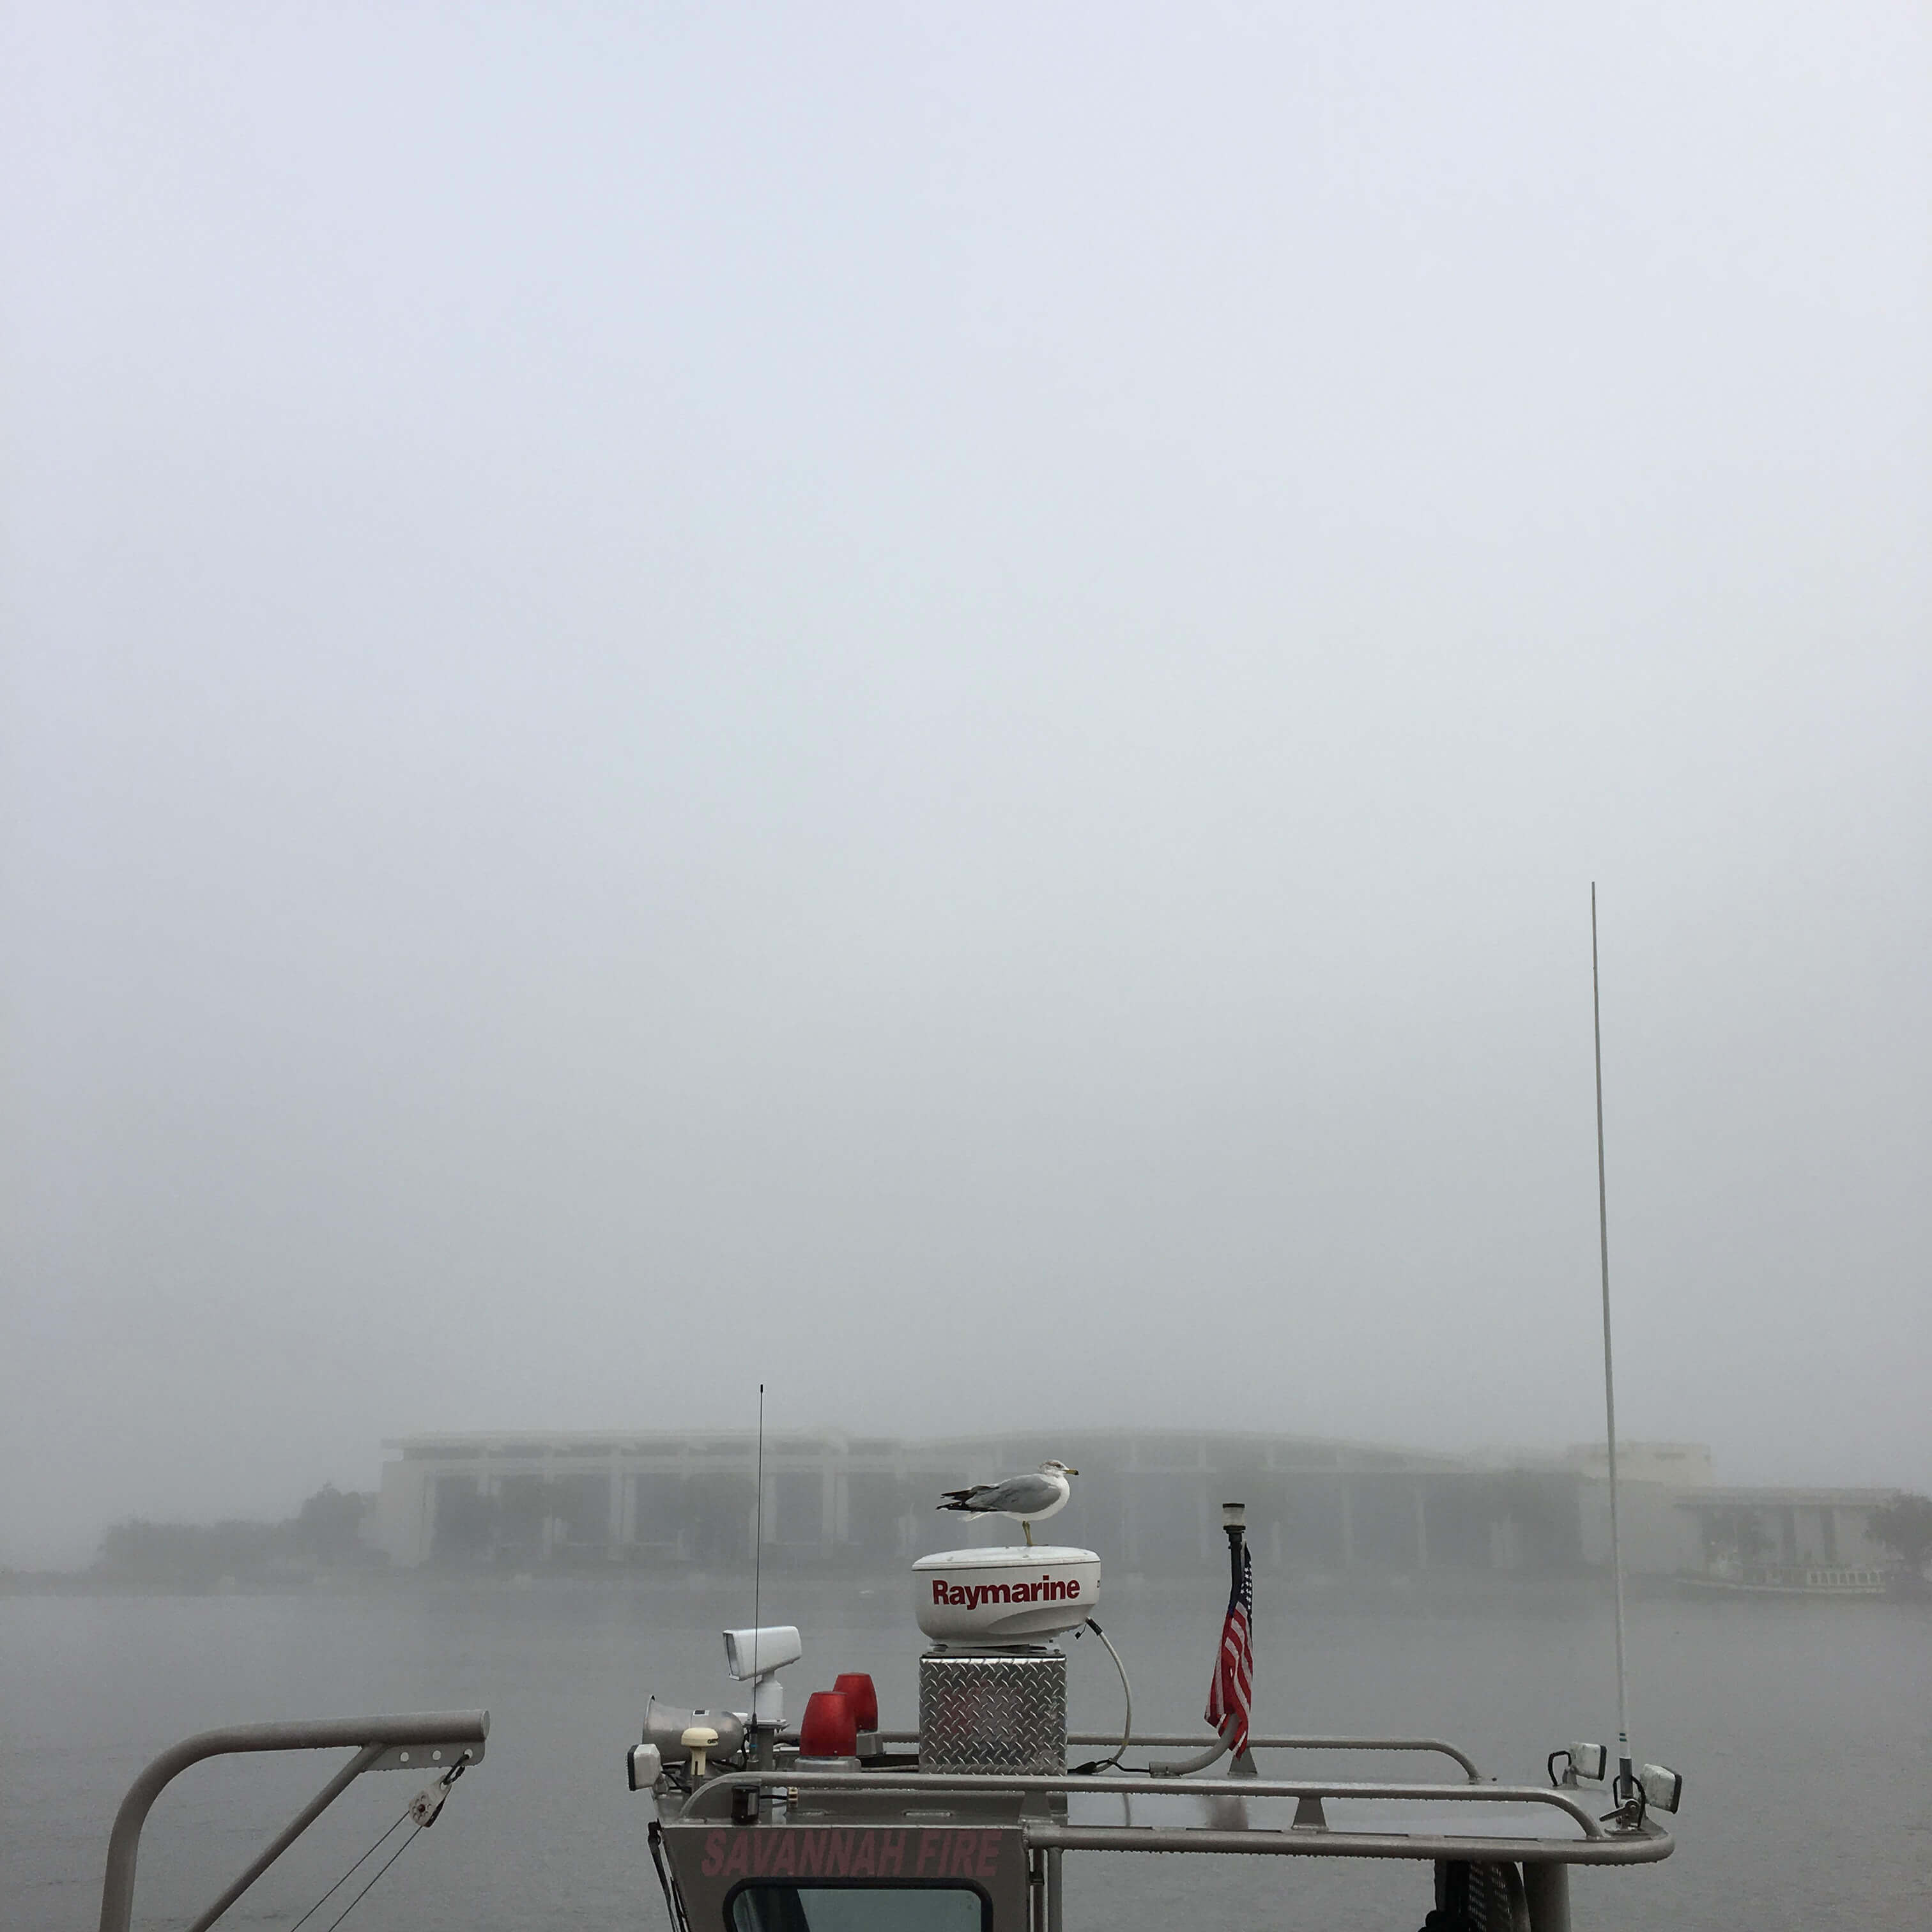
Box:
[1076,1733,1483,1782]
[1020,1823,1672,1867]
[1522,1860,1574,1929]
[98,1711,489,1932]
[862,1729,1483,1781]
[684,1768,1606,1839]
[181,1743,387,1932]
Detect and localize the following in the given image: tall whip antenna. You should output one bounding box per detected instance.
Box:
[752,1383,765,1676]
[1591,884,1634,1807]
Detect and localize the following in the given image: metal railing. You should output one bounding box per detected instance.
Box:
[1070,1731,1483,1781]
[676,1766,1673,1867]
[98,1710,488,1932]
[686,1765,1595,1833]
[836,1729,1483,1782]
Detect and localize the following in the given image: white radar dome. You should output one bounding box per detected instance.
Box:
[913,1545,1101,1643]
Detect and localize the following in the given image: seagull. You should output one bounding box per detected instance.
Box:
[938,1460,1080,1547]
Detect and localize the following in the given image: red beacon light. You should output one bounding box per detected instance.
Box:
[798,1690,857,1759]
[832,1673,878,1733]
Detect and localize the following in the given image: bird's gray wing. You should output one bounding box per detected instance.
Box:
[962,1474,1062,1514]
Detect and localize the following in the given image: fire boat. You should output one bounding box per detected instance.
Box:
[626,1506,1678,1932]
[91,1503,1680,1932]
[94,908,1673,1932]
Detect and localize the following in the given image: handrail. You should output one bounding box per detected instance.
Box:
[98,1711,488,1932]
[1072,1733,1482,1782]
[1023,1820,1675,1868]
[845,1730,1482,1782]
[680,1767,1606,1839]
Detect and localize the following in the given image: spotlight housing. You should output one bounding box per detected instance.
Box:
[723,1625,802,1680]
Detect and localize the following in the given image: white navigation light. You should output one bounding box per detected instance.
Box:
[1639,1763,1683,1814]
[1569,1742,1607,1782]
[626,1742,663,1791]
[914,1545,1101,1643]
[723,1625,802,1680]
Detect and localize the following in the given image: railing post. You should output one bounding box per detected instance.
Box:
[1523,1861,1572,1932]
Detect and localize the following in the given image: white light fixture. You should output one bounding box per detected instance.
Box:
[723,1624,802,1726]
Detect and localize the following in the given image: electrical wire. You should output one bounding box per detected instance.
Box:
[1070,1617,1133,1774]
[1145,1728,1232,1778]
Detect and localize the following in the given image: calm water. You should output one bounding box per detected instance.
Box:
[3,1578,1928,1931]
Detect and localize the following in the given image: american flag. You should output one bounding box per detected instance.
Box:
[1203,1537,1254,1758]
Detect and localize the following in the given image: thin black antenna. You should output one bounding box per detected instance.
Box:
[1591,884,1634,1806]
[751,1383,765,1679]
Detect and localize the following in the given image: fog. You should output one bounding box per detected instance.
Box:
[3,3,1928,1567]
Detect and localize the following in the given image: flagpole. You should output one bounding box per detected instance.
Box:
[1591,884,1634,1807]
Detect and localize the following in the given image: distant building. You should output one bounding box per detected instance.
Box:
[372,1429,1897,1580]
[1561,1441,1716,1488]
[375,1427,1566,1574]
[1669,1487,1893,1572]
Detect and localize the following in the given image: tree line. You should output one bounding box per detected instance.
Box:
[91,1484,383,1587]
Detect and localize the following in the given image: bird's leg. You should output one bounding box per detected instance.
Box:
[1023,1522,1034,1548]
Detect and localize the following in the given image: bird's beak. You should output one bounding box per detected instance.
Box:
[1064,1468,1080,1477]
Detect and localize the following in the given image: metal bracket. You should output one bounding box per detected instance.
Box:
[370,1740,485,1772]
[407,1757,471,1828]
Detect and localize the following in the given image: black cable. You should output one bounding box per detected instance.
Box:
[648,1820,692,1932]
[286,1813,413,1932]
[288,1756,468,1932]
[1601,1790,1647,1829]
[319,1820,426,1932]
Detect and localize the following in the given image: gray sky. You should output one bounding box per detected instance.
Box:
[4,3,1928,1565]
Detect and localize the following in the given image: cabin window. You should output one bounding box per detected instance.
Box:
[728,1883,988,1932]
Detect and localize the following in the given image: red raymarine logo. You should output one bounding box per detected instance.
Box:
[931,1574,1081,1609]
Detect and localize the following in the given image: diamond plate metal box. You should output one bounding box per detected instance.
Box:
[919,1649,1067,1774]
